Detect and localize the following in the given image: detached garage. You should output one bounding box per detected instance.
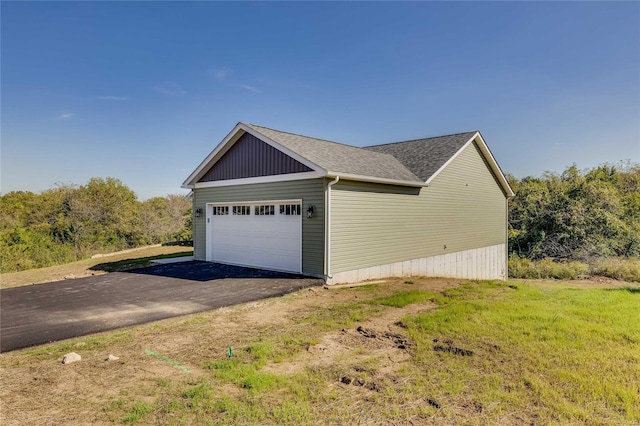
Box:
[182,122,514,284]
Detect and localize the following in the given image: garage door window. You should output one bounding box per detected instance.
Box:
[213,206,229,215]
[232,206,250,215]
[255,205,275,216]
[280,204,301,215]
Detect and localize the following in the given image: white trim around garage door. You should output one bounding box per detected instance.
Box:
[205,199,303,273]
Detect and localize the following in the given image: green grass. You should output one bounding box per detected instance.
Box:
[122,401,154,424]
[372,289,441,307]
[297,301,380,331]
[403,281,640,423]
[97,279,639,424]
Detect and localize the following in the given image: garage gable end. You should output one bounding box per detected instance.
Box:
[198,133,313,182]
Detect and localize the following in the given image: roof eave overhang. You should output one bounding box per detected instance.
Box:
[326,172,428,188]
[182,122,326,188]
[472,132,515,197]
[424,132,515,197]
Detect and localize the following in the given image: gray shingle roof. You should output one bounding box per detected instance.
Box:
[363,132,477,182]
[245,123,423,183]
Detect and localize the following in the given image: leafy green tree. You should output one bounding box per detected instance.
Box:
[139,194,191,244]
[0,177,192,273]
[509,162,640,260]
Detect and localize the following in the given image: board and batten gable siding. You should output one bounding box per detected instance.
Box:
[193,178,325,275]
[199,133,312,182]
[330,141,507,276]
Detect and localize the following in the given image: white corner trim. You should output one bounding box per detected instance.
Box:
[193,171,325,189]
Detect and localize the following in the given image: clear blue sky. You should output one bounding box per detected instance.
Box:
[2,1,638,199]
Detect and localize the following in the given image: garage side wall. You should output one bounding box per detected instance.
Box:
[329,142,507,282]
[193,178,325,275]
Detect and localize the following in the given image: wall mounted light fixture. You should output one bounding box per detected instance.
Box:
[195,208,203,217]
[306,205,314,218]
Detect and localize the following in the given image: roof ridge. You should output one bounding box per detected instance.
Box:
[365,130,478,148]
[246,123,360,150]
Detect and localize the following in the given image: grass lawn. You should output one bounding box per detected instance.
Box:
[1,278,638,425]
[0,245,193,289]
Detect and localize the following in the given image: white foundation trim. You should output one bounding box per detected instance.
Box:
[326,243,507,285]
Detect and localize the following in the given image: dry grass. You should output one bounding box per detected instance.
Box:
[0,245,192,289]
[1,277,638,425]
[509,255,640,282]
[589,256,640,282]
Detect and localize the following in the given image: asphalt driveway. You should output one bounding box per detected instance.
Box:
[0,261,322,353]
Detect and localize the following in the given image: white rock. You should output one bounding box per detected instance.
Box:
[106,354,120,361]
[61,352,81,364]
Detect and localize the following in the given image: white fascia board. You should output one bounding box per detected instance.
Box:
[425,132,515,197]
[182,122,326,188]
[182,122,247,188]
[472,132,515,197]
[327,172,427,188]
[193,171,325,189]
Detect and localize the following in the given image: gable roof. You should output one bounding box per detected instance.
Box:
[363,132,477,182]
[244,124,422,184]
[182,122,514,196]
[365,131,514,196]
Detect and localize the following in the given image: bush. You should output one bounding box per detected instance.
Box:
[589,257,640,282]
[508,162,640,260]
[0,179,192,272]
[509,255,640,282]
[508,255,589,280]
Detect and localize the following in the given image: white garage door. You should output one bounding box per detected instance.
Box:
[207,201,302,273]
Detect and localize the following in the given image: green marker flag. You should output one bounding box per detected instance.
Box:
[227,346,233,358]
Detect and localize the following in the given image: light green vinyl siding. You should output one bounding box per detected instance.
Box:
[330,142,507,273]
[193,178,324,275]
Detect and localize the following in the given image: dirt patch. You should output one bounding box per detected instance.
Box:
[356,326,413,350]
[264,296,434,381]
[433,343,474,357]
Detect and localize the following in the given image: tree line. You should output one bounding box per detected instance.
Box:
[508,161,640,261]
[1,162,638,274]
[0,177,191,273]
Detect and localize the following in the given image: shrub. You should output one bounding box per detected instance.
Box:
[508,255,589,280]
[589,257,640,282]
[509,255,640,282]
